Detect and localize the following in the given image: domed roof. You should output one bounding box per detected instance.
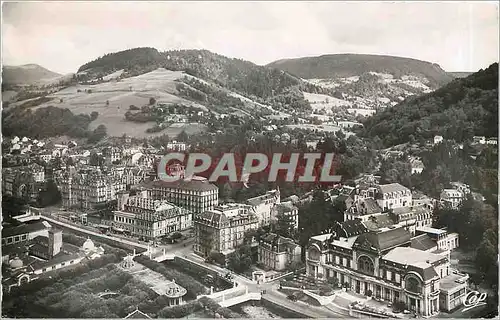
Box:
[9,257,24,269]
[82,238,95,251]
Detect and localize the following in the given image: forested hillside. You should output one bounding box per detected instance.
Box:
[268,54,454,87]
[360,63,498,147]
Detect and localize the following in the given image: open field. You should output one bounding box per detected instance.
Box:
[12,68,211,137]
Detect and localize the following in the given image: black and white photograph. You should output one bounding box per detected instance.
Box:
[1,1,498,319]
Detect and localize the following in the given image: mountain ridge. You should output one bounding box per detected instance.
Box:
[360,63,499,147]
[267,53,454,87]
[3,64,61,85]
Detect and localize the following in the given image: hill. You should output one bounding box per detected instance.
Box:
[360,63,498,147]
[4,48,329,139]
[268,54,456,114]
[3,64,62,85]
[268,54,454,86]
[448,71,474,78]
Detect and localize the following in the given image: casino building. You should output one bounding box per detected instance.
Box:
[306,224,468,316]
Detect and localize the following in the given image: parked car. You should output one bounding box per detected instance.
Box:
[287,294,298,302]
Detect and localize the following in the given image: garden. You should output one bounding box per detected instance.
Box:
[3,255,241,319]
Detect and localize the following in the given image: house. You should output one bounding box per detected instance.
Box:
[472,136,486,145]
[114,191,193,240]
[449,182,470,195]
[142,176,218,214]
[166,141,187,152]
[270,202,299,231]
[439,189,464,209]
[486,137,498,145]
[2,228,103,293]
[246,189,281,226]
[411,159,425,174]
[434,136,443,144]
[2,221,52,246]
[376,183,412,211]
[193,203,259,256]
[258,233,301,271]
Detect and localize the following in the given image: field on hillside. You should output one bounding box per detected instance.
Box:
[302,92,352,113]
[17,69,210,137]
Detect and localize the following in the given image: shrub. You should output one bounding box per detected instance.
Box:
[365,289,373,297]
[90,111,99,121]
[158,300,201,318]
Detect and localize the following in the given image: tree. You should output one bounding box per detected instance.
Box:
[171,232,183,242]
[88,125,107,144]
[177,130,189,142]
[149,97,156,105]
[272,210,296,239]
[37,180,61,207]
[227,245,253,273]
[89,152,105,166]
[90,111,99,121]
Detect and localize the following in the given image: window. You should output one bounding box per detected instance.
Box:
[405,276,421,293]
[395,273,401,283]
[358,256,375,275]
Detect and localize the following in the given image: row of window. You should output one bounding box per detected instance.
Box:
[3,233,28,244]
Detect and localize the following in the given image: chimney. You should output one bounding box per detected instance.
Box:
[48,229,62,258]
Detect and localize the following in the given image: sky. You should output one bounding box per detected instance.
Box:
[2,1,499,74]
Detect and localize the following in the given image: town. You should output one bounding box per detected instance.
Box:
[2,2,498,319]
[2,127,497,318]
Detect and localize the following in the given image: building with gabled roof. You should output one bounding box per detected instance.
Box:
[258,233,301,271]
[141,176,218,214]
[193,203,259,256]
[246,189,281,226]
[376,183,412,211]
[305,222,468,317]
[113,191,192,240]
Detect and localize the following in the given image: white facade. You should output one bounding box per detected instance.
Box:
[376,183,412,211]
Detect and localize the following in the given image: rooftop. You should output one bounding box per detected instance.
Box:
[142,177,218,192]
[311,233,333,243]
[123,308,152,319]
[2,221,51,238]
[331,236,358,249]
[383,247,445,267]
[338,219,368,237]
[411,234,437,251]
[362,214,395,231]
[416,227,447,235]
[439,273,468,293]
[378,183,409,194]
[354,227,411,252]
[246,189,280,206]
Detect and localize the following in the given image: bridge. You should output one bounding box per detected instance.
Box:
[153,253,175,262]
[219,292,261,307]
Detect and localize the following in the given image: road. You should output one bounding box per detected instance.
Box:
[37,206,343,317]
[180,253,344,318]
[37,206,195,255]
